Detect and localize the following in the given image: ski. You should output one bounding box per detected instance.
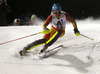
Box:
[45,45,63,53]
[11,45,63,60]
[32,45,63,59]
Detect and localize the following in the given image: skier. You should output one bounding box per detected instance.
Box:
[19,4,80,56]
[30,14,37,25]
[13,18,21,26]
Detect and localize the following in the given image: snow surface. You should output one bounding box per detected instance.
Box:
[0,18,100,74]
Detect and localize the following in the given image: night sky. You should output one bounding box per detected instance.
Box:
[7,0,100,23]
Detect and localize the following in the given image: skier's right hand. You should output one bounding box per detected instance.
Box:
[41,28,50,34]
[44,28,49,30]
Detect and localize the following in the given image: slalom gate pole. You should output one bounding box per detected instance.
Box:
[0,32,41,45]
[80,34,94,41]
[88,42,100,58]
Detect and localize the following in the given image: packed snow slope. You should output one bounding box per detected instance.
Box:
[0,18,100,74]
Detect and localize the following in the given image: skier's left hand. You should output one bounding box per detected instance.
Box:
[74,28,80,36]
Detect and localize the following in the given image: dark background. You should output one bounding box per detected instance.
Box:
[7,0,100,24]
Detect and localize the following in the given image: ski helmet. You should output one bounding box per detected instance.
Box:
[14,18,20,24]
[31,15,36,20]
[52,4,61,11]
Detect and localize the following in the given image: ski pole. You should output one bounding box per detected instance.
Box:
[0,32,41,45]
[80,34,94,41]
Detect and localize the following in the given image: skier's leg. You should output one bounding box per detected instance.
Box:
[40,30,62,53]
[19,39,47,56]
[46,30,62,46]
[39,27,56,53]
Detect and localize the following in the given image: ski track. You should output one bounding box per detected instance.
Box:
[0,19,100,74]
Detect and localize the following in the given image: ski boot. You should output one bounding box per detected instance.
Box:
[39,44,48,54]
[19,47,28,56]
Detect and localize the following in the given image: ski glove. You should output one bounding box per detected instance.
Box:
[41,28,50,34]
[74,28,80,36]
[44,28,49,30]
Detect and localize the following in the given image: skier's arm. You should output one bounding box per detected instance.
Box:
[65,14,77,29]
[43,15,52,29]
[65,14,80,36]
[70,18,77,29]
[42,20,49,29]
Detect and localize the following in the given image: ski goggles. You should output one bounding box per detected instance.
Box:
[53,11,61,14]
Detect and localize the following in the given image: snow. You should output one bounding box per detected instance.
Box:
[0,18,100,74]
